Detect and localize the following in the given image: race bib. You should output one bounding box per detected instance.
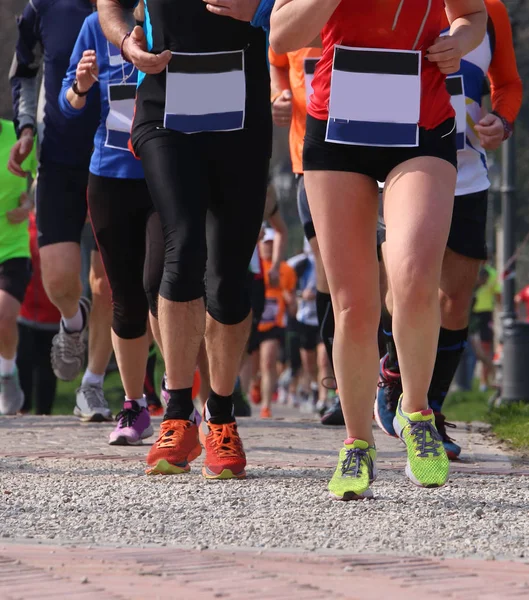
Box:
[105,83,136,151]
[107,40,123,67]
[261,298,279,324]
[446,75,466,151]
[326,46,421,147]
[164,50,246,134]
[303,57,319,107]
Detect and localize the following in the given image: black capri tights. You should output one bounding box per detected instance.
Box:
[139,130,270,325]
[88,174,154,339]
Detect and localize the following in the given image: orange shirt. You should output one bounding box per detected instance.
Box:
[269,47,322,175]
[258,259,297,332]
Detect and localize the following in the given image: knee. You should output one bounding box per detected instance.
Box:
[111,293,149,339]
[334,293,380,339]
[207,273,251,325]
[0,314,17,339]
[261,350,277,372]
[42,269,80,302]
[391,260,439,311]
[160,242,206,303]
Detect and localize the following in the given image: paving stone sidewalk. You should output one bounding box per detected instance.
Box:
[0,408,528,599]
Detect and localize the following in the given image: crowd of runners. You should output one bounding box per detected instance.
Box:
[0,0,523,499]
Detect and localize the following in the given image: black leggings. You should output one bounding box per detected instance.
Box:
[17,324,57,415]
[88,174,154,339]
[139,130,270,325]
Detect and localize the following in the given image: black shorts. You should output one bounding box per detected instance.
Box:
[248,326,285,354]
[303,115,457,182]
[475,311,494,343]
[447,190,488,260]
[297,321,321,351]
[0,258,32,304]
[36,161,89,248]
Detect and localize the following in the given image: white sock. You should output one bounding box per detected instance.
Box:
[82,369,105,387]
[0,356,16,377]
[62,306,84,333]
[126,396,147,408]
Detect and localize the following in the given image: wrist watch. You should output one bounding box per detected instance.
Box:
[72,79,89,97]
[491,111,513,141]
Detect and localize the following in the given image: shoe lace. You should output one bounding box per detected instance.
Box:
[57,329,82,357]
[209,422,243,458]
[116,404,141,429]
[341,447,371,478]
[409,420,443,458]
[434,412,457,443]
[156,421,190,448]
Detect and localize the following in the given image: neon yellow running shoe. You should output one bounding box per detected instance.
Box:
[393,396,449,488]
[328,439,377,500]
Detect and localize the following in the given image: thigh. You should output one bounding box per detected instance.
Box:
[447,191,488,260]
[88,174,152,295]
[140,134,209,264]
[0,258,31,305]
[304,170,379,312]
[36,163,88,248]
[384,156,457,288]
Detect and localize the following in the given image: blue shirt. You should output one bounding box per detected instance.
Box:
[10,0,100,167]
[59,13,143,179]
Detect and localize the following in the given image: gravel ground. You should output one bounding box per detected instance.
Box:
[1,455,528,561]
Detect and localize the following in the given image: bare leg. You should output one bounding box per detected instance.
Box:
[384,157,456,413]
[0,292,20,362]
[305,170,379,444]
[87,251,113,377]
[40,242,82,318]
[205,313,252,396]
[260,338,280,411]
[112,331,150,399]
[196,340,210,408]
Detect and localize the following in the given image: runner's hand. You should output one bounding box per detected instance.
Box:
[75,50,99,94]
[123,26,172,74]
[272,90,293,128]
[426,36,463,74]
[204,0,260,21]
[7,130,34,178]
[7,193,31,224]
[474,113,504,150]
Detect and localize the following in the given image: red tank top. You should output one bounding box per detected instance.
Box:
[308,0,455,130]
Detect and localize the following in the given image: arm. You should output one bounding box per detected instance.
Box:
[269,49,293,128]
[60,21,99,117]
[7,1,42,177]
[98,0,171,74]
[474,0,522,150]
[269,0,341,55]
[427,0,487,74]
[202,0,272,28]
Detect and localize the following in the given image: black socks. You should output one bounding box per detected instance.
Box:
[428,327,469,413]
[316,291,334,372]
[164,387,195,421]
[206,390,234,424]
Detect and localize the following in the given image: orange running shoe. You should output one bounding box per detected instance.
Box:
[201,419,246,480]
[260,406,272,419]
[148,403,164,417]
[146,419,202,475]
[250,382,261,405]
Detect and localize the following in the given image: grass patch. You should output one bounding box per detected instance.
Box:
[444,385,529,452]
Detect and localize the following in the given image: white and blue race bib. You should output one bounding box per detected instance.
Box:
[445,75,466,151]
[164,50,246,134]
[303,57,319,107]
[326,46,421,148]
[105,83,136,151]
[107,40,124,67]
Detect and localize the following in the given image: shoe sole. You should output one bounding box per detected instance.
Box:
[202,467,246,480]
[146,459,191,475]
[109,425,154,446]
[146,443,202,475]
[329,489,374,501]
[76,412,113,423]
